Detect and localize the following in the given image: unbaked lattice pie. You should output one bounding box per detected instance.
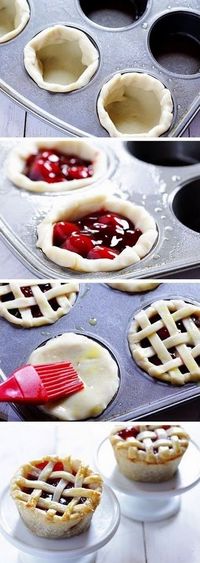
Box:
[128,299,200,385]
[0,281,79,327]
[110,424,189,482]
[11,455,103,538]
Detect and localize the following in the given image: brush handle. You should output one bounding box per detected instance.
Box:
[0,366,47,403]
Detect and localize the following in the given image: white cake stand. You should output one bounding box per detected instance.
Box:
[0,484,120,563]
[95,438,200,523]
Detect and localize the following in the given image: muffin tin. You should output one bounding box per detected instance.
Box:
[1,281,200,421]
[0,0,199,137]
[1,139,200,279]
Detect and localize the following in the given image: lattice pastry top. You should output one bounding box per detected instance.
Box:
[0,282,79,327]
[128,299,200,385]
[11,455,103,538]
[110,424,189,464]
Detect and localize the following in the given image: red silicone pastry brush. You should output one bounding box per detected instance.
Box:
[0,362,85,403]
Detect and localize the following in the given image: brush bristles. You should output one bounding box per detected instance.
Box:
[35,362,84,400]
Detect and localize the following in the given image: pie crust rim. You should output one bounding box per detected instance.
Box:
[7,139,107,193]
[37,188,158,272]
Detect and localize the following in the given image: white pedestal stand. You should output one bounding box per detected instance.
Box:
[96,438,200,523]
[0,485,120,563]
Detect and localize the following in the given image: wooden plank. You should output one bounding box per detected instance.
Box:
[0,92,25,137]
[25,112,71,137]
[188,112,200,138]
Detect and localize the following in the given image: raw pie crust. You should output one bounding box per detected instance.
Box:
[0,0,30,43]
[24,25,99,93]
[11,455,103,538]
[7,139,107,193]
[37,188,158,272]
[128,299,200,385]
[97,72,173,137]
[108,281,160,293]
[28,332,119,420]
[110,424,189,482]
[0,281,79,327]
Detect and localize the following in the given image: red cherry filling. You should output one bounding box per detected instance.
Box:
[23,460,87,512]
[62,233,94,257]
[88,246,119,260]
[53,210,142,260]
[0,283,61,320]
[24,148,94,184]
[139,311,200,371]
[118,426,139,440]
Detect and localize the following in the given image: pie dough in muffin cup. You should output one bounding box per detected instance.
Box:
[37,188,158,272]
[107,281,160,293]
[110,424,189,482]
[24,25,99,93]
[11,455,103,538]
[0,0,30,43]
[0,281,79,327]
[7,139,107,193]
[28,332,119,420]
[128,298,200,385]
[97,72,173,137]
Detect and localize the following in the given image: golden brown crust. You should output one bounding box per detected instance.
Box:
[11,455,103,537]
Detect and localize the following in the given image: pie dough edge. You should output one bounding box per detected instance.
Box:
[0,281,79,327]
[7,139,107,192]
[97,72,173,138]
[0,0,30,44]
[28,332,120,420]
[11,455,102,537]
[24,25,99,93]
[37,189,158,272]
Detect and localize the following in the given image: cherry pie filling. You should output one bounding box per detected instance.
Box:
[139,312,200,373]
[22,461,88,514]
[53,210,142,260]
[117,425,172,454]
[0,283,61,319]
[24,148,94,184]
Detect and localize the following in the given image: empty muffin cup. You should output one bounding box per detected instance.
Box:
[24,24,99,93]
[172,179,200,233]
[127,141,200,166]
[97,72,173,137]
[79,0,149,29]
[0,0,30,43]
[149,11,200,76]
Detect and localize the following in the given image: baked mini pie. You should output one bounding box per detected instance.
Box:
[128,298,200,385]
[11,455,103,538]
[24,25,99,93]
[7,139,107,193]
[0,281,79,327]
[37,189,158,272]
[108,281,160,293]
[0,0,30,44]
[110,424,189,482]
[28,332,119,420]
[98,72,173,137]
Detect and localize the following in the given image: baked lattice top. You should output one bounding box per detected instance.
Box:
[110,424,189,463]
[0,282,79,327]
[128,299,200,385]
[11,456,102,520]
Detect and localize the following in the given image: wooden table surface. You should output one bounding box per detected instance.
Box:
[0,421,199,563]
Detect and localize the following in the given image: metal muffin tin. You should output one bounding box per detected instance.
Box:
[1,281,200,421]
[0,0,199,137]
[1,139,200,279]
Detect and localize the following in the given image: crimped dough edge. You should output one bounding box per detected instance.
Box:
[37,188,158,272]
[7,139,107,193]
[97,72,173,138]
